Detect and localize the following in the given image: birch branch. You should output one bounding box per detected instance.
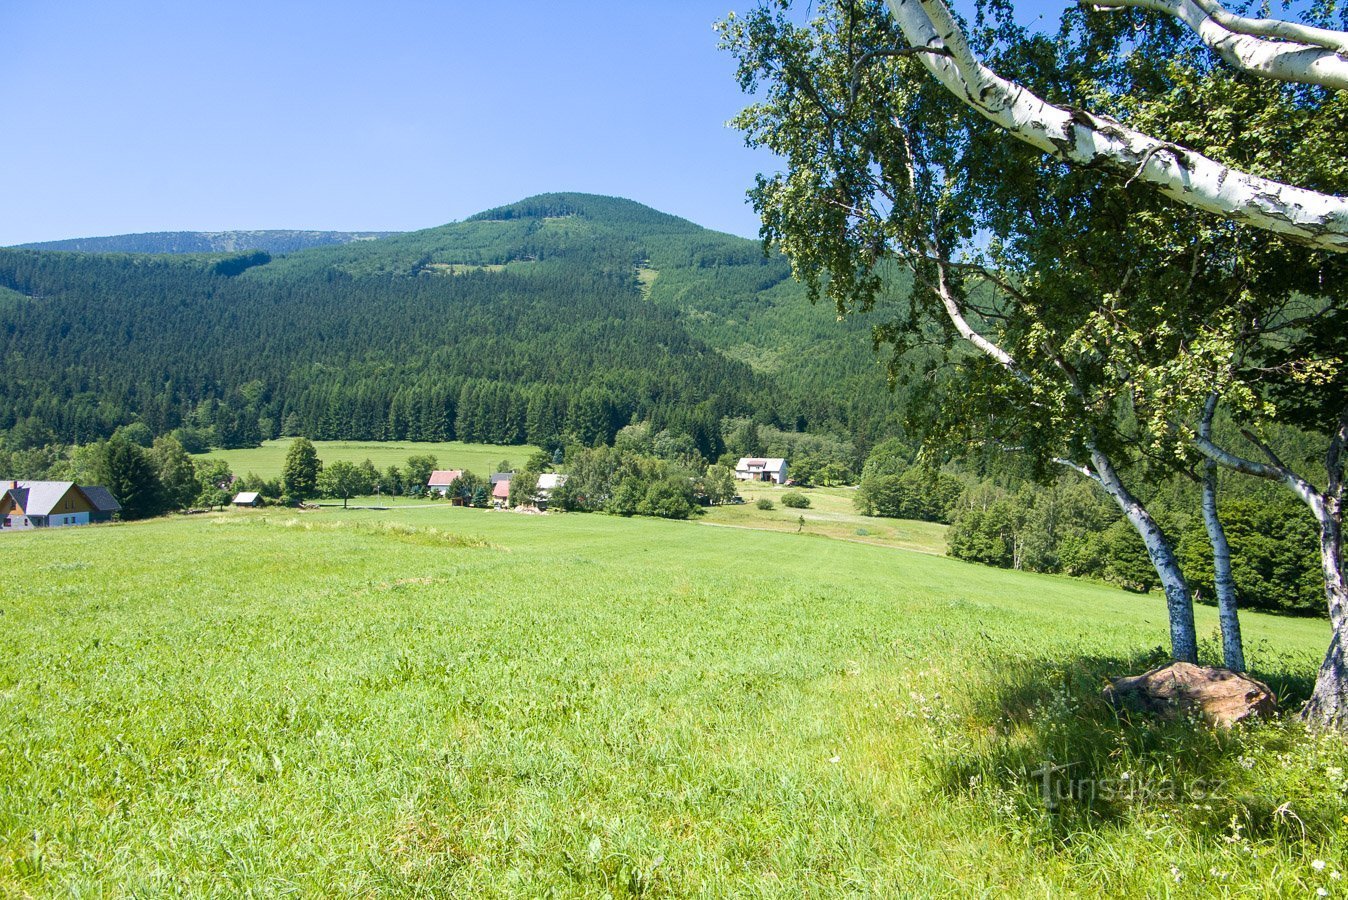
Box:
[882,0,1348,252]
[1086,0,1348,91]
[1190,396,1326,514]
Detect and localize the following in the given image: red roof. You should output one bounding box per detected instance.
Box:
[427,469,464,486]
[492,479,510,499]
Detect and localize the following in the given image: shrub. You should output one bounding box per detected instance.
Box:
[755,498,774,510]
[781,491,810,509]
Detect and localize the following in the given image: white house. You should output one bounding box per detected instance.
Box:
[735,457,788,484]
[426,469,465,496]
[1,480,121,529]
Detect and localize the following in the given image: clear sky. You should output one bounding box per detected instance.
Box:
[1,2,786,245]
[2,1,1065,247]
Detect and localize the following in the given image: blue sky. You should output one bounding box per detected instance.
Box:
[2,2,779,244]
[1,1,1062,246]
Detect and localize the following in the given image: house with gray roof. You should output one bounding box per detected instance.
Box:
[0,480,121,530]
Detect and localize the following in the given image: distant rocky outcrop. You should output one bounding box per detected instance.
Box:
[14,230,397,255]
[1103,662,1277,727]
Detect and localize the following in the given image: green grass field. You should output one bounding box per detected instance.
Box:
[704,482,950,555]
[199,440,541,482]
[2,505,1344,895]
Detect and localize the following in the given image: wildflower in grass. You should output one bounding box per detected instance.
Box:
[1313,860,1327,871]
[829,755,841,764]
[1316,888,1328,897]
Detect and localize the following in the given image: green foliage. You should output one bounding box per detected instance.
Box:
[1179,494,1323,615]
[551,445,700,520]
[403,454,438,494]
[756,498,774,511]
[637,476,699,520]
[101,436,167,520]
[702,464,738,505]
[318,460,365,508]
[113,422,154,448]
[151,435,198,510]
[194,458,234,509]
[209,250,271,277]
[282,438,320,501]
[855,448,962,523]
[781,491,810,509]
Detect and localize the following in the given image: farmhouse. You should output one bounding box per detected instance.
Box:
[1,480,121,530]
[735,457,788,484]
[426,469,465,496]
[492,479,510,507]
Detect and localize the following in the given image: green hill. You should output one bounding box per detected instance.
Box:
[0,193,903,451]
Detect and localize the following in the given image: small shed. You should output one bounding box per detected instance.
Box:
[232,491,262,507]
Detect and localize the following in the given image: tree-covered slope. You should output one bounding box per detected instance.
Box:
[14,230,397,255]
[0,193,904,451]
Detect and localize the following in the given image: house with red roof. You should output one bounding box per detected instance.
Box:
[426,469,464,497]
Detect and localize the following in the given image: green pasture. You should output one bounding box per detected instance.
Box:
[704,481,950,555]
[199,439,540,482]
[1,505,1344,895]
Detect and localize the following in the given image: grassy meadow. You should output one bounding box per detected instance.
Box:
[199,439,540,482]
[703,482,949,555]
[2,504,1346,895]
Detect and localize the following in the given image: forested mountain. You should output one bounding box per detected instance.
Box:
[14,230,397,255]
[0,193,903,452]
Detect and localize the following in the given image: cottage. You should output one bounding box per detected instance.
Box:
[734,457,788,484]
[426,469,465,496]
[1,480,121,530]
[492,479,511,508]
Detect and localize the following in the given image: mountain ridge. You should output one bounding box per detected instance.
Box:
[0,193,903,452]
[14,230,398,255]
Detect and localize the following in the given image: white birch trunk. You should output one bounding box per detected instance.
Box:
[1090,447,1200,663]
[1202,459,1246,671]
[1304,488,1348,728]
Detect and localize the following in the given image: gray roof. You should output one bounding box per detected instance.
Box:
[8,481,76,516]
[489,472,514,484]
[79,485,121,512]
[3,481,120,515]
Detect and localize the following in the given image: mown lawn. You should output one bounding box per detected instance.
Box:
[198,439,540,482]
[1,506,1344,896]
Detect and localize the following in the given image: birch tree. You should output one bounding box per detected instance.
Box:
[723,0,1348,723]
[720,1,1220,662]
